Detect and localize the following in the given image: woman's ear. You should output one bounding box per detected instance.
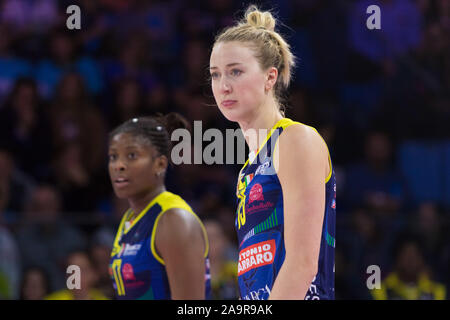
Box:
[154,155,168,177]
[265,67,278,92]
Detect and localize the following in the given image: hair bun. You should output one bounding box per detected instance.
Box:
[245,5,276,32]
[157,112,191,137]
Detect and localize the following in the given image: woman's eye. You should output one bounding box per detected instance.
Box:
[231,69,242,76]
[128,153,137,159]
[109,154,117,161]
[210,72,219,80]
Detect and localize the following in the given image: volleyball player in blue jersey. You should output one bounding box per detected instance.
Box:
[108,113,211,299]
[209,6,336,299]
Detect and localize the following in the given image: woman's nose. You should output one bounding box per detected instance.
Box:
[220,79,231,94]
[114,159,126,171]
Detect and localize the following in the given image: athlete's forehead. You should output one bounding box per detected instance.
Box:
[109,132,153,152]
[210,41,257,69]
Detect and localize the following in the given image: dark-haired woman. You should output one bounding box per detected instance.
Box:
[108,113,210,300]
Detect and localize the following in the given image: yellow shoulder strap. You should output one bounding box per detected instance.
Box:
[111,208,132,257]
[273,118,333,183]
[150,192,209,265]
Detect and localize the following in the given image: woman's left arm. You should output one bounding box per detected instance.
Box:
[269,124,329,300]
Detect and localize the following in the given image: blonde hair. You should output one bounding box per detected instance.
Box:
[214,5,296,105]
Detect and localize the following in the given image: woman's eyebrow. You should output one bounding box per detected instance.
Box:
[124,145,141,150]
[210,62,243,70]
[108,145,140,151]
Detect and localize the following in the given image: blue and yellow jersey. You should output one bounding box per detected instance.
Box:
[235,118,336,300]
[109,191,211,300]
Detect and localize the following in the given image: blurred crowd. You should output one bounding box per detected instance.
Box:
[0,0,448,300]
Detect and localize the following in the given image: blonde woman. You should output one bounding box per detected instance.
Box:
[209,5,336,300]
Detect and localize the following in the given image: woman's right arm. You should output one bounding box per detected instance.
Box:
[155,208,207,299]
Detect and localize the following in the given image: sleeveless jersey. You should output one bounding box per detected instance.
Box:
[235,118,336,300]
[109,191,211,299]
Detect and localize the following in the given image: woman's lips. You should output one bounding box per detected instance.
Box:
[221,100,237,108]
[114,178,130,188]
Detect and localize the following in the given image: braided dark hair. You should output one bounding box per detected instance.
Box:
[109,112,190,163]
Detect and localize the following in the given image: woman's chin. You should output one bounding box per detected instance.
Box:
[113,188,130,199]
[220,108,244,123]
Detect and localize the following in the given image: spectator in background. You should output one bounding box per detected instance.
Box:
[170,38,211,110]
[301,0,348,92]
[102,32,158,94]
[0,24,33,104]
[414,1,448,86]
[88,228,115,299]
[74,0,109,56]
[19,266,51,300]
[108,78,144,129]
[144,83,172,115]
[177,0,234,42]
[96,0,146,41]
[34,27,104,99]
[0,148,35,222]
[345,0,422,129]
[173,87,217,127]
[49,72,107,174]
[334,248,372,300]
[341,206,395,288]
[206,0,235,32]
[204,219,238,299]
[344,130,405,217]
[49,142,98,221]
[0,182,21,299]
[371,236,446,300]
[45,250,108,300]
[438,229,450,296]
[180,38,209,90]
[16,185,87,291]
[177,5,217,41]
[408,202,446,275]
[215,205,239,248]
[0,0,60,35]
[0,78,52,180]
[348,0,422,69]
[143,1,179,64]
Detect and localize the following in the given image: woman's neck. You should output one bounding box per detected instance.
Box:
[128,185,166,216]
[239,105,283,154]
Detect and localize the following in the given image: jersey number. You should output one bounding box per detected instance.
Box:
[237,195,246,229]
[112,259,125,296]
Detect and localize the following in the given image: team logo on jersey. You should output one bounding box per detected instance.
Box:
[122,263,136,281]
[332,199,336,209]
[123,243,142,256]
[249,183,264,204]
[246,201,274,216]
[238,239,276,276]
